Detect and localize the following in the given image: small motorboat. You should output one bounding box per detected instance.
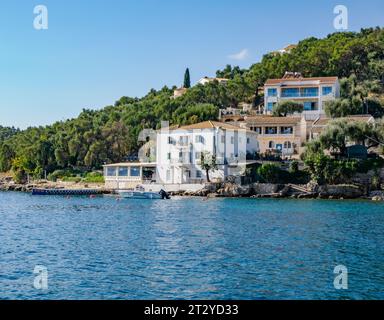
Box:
[117,186,170,200]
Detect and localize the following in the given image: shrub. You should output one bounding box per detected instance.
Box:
[61,176,82,183]
[83,172,104,183]
[357,158,384,173]
[257,163,282,183]
[304,153,358,184]
[289,161,299,174]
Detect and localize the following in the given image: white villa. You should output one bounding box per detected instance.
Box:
[103,120,259,190]
[156,121,259,185]
[264,72,340,119]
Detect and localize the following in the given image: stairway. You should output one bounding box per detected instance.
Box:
[287,184,311,194]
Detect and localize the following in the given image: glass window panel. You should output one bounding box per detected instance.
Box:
[130,167,140,177]
[107,167,116,176]
[118,167,128,176]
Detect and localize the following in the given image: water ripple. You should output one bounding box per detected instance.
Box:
[0,192,384,299]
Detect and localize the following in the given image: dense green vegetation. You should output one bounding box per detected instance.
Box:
[47,170,104,184]
[325,75,384,118]
[254,162,310,184]
[1,27,383,181]
[302,119,384,185]
[0,126,19,142]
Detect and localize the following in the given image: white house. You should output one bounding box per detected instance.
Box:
[156,121,259,184]
[197,77,229,86]
[264,73,340,119]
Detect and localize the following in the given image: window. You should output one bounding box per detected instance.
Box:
[118,167,128,177]
[195,135,204,143]
[322,86,333,95]
[265,127,277,134]
[281,88,299,97]
[247,137,250,144]
[284,141,292,149]
[167,136,175,145]
[267,88,277,97]
[302,87,318,97]
[281,126,293,134]
[106,167,116,176]
[195,152,202,160]
[130,167,140,177]
[179,136,189,146]
[268,141,275,149]
[196,170,202,178]
[250,126,262,134]
[167,153,171,160]
[303,102,318,111]
[267,102,275,111]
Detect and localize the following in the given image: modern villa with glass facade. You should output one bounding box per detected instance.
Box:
[264,74,340,119]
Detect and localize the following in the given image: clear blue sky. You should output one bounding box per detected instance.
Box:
[0,0,383,128]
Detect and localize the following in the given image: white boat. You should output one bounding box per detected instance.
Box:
[117,186,170,200]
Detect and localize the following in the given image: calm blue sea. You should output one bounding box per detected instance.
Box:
[0,191,384,300]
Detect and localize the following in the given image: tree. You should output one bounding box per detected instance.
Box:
[366,97,384,118]
[184,68,191,88]
[318,119,379,156]
[324,99,361,118]
[0,143,15,172]
[200,152,218,182]
[273,101,303,117]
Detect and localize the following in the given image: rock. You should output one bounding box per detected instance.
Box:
[215,183,251,197]
[251,183,283,195]
[307,181,319,193]
[318,185,364,199]
[279,185,291,197]
[297,193,316,199]
[203,183,221,193]
[207,193,218,198]
[372,196,384,201]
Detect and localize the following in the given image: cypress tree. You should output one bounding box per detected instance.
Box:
[184,68,191,88]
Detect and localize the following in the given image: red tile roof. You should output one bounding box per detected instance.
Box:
[265,77,338,86]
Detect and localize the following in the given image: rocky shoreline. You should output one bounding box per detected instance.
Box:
[1,176,384,201]
[0,176,106,193]
[170,182,384,201]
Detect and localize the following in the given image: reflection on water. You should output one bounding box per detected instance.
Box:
[0,192,384,299]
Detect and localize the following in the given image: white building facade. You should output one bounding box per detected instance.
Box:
[156,121,259,184]
[264,75,340,120]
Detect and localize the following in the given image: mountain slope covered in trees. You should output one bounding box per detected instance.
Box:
[0,27,383,178]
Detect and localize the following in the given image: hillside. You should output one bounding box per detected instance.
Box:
[0,27,383,178]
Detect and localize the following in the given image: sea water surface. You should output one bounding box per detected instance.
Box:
[0,191,384,300]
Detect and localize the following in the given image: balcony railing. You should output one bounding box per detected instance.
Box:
[281,93,319,98]
[177,141,189,147]
[171,158,191,165]
[281,89,319,98]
